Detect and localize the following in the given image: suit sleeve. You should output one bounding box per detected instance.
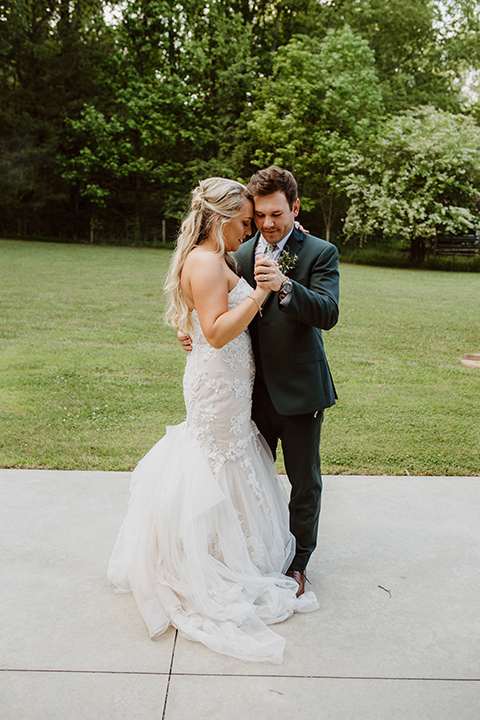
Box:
[279,242,339,330]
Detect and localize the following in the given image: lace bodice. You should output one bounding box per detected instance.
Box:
[183,277,258,477]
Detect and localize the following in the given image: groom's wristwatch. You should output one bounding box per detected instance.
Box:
[278,278,293,300]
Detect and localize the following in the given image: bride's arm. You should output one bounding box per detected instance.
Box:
[186,253,268,349]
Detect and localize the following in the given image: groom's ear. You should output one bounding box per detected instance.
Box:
[293,199,300,217]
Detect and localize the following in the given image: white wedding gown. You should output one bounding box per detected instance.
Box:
[108,277,318,663]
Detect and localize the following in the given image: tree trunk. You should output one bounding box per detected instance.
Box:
[134,173,141,244]
[410,237,425,265]
[321,194,335,243]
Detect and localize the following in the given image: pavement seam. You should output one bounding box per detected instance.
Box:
[157,674,480,682]
[161,629,178,720]
[1,669,479,682]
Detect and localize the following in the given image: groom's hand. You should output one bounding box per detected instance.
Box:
[177,331,193,352]
[254,257,286,293]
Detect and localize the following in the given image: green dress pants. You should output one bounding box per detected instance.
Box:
[252,377,324,573]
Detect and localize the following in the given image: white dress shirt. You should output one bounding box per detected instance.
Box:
[254,227,294,264]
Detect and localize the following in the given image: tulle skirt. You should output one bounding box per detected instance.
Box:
[108,421,318,663]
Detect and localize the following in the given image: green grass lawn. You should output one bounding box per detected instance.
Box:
[1,239,479,475]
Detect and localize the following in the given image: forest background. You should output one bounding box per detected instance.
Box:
[1,0,480,264]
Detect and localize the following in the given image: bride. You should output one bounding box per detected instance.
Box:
[107,178,318,664]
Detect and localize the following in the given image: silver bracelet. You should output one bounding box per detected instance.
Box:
[247,294,263,317]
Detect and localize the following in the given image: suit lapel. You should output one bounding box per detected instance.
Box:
[283,227,304,279]
[239,234,258,286]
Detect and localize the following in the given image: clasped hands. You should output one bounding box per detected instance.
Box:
[177,259,286,353]
[254,256,286,293]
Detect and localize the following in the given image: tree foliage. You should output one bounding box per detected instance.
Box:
[294,0,480,113]
[0,0,111,234]
[1,0,480,246]
[343,106,480,263]
[58,0,258,240]
[249,26,384,240]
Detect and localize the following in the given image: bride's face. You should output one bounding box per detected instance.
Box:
[223,199,253,253]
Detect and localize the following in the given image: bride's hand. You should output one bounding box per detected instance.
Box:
[254,257,286,293]
[178,331,193,353]
[294,220,309,234]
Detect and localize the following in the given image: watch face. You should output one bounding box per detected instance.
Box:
[282,280,293,293]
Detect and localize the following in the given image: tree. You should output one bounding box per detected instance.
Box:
[294,0,480,114]
[248,26,384,241]
[0,0,110,237]
[59,0,258,241]
[3,0,480,244]
[343,106,480,263]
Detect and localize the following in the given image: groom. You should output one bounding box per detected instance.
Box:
[235,166,339,596]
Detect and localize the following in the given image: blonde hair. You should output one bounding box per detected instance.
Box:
[165,177,250,332]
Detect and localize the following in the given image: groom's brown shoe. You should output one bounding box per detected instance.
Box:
[286,569,307,597]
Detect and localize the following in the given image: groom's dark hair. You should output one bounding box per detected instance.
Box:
[247,166,298,210]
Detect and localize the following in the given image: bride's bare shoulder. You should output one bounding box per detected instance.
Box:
[182,247,226,282]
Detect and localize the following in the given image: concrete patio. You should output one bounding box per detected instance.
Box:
[1,469,479,719]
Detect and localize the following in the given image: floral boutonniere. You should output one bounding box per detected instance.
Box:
[277,249,299,274]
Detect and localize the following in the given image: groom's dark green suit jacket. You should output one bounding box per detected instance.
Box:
[234,227,339,417]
